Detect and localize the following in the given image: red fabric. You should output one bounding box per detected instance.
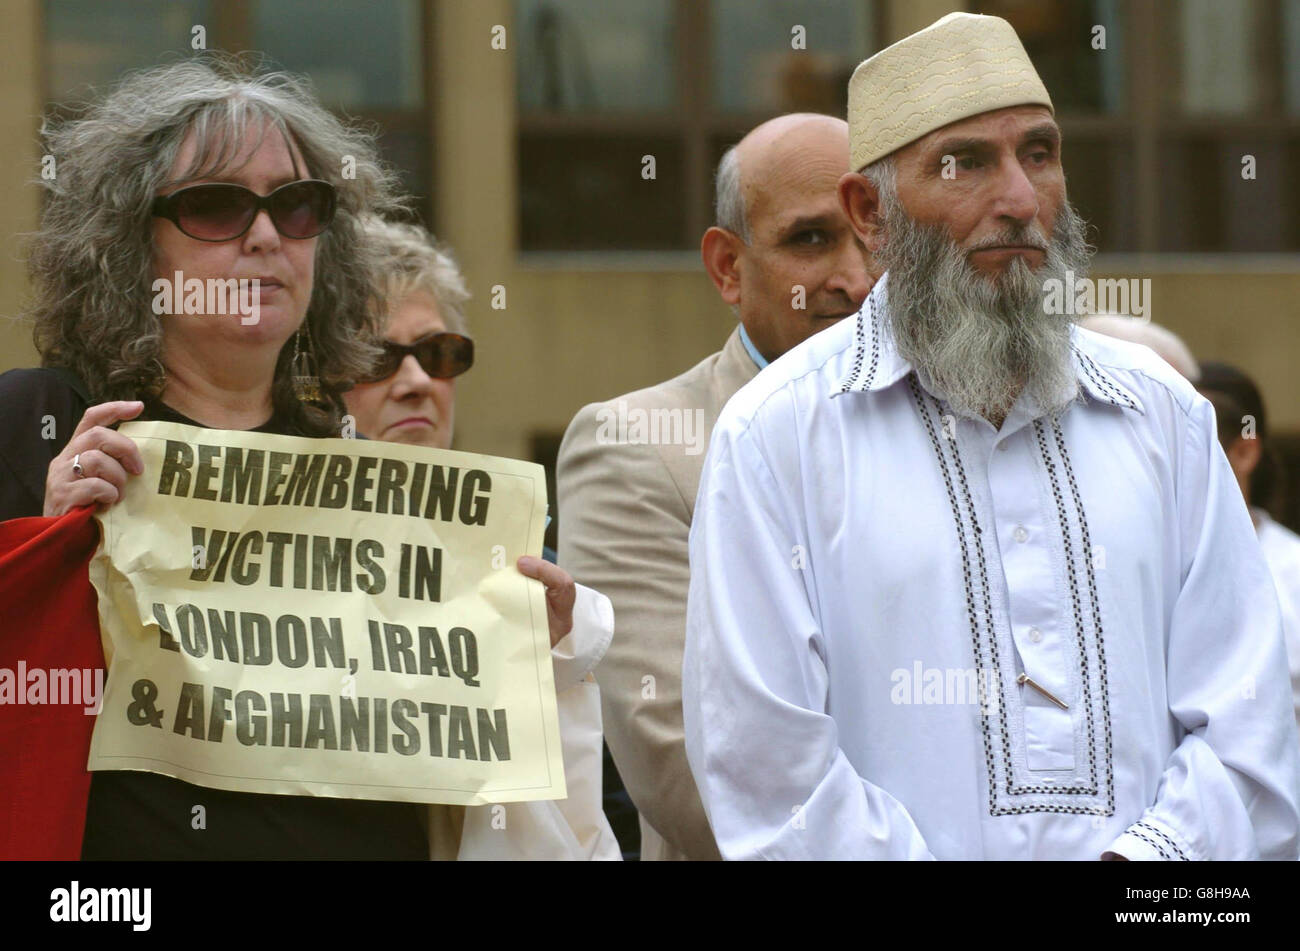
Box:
[0,506,103,860]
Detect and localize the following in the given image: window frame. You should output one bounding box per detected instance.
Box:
[519,0,1300,267]
[39,0,439,229]
[516,0,886,260]
[980,0,1300,263]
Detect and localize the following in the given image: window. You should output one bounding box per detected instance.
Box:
[249,0,432,223]
[43,0,434,226]
[516,0,880,252]
[1154,0,1298,252]
[45,0,213,102]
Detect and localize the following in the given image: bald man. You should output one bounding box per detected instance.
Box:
[557,114,873,860]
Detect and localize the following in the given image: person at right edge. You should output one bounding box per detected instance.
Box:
[1196,362,1300,746]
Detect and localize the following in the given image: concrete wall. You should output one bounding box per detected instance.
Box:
[0,0,42,374]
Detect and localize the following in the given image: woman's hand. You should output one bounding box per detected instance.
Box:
[43,401,146,517]
[516,555,576,648]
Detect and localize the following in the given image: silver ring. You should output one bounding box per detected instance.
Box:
[71,453,83,478]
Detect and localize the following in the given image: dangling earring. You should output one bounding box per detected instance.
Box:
[291,323,322,402]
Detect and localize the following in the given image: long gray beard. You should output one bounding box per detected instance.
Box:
[875,191,1093,422]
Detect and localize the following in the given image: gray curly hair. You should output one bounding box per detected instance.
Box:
[28,53,408,436]
[358,216,471,337]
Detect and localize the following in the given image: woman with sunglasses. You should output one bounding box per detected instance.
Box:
[0,56,466,859]
[342,216,620,859]
[341,220,474,451]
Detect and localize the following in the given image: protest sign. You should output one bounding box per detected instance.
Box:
[87,420,565,805]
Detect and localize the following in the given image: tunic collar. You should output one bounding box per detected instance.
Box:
[829,272,1145,416]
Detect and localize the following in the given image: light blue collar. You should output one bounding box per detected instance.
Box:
[738,324,769,369]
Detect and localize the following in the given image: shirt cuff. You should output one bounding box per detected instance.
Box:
[550,583,614,692]
[1104,816,1196,861]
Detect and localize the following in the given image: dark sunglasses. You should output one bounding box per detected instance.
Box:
[151,179,337,242]
[360,332,475,384]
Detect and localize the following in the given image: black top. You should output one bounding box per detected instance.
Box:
[0,367,89,520]
[0,367,427,859]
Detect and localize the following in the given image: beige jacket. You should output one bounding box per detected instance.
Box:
[557,328,759,860]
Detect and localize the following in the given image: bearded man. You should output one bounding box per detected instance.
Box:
[681,12,1300,860]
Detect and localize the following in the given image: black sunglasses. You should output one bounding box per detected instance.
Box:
[151,179,337,242]
[360,332,475,384]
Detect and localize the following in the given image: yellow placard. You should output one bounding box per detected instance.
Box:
[87,420,565,805]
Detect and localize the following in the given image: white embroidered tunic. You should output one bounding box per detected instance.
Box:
[683,277,1300,860]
